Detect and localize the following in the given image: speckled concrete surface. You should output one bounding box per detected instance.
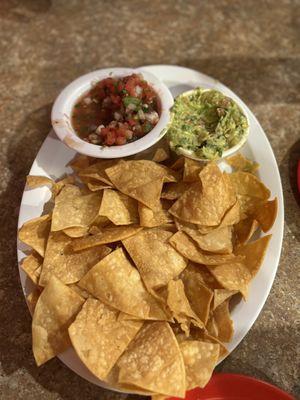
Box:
[0,0,299,399]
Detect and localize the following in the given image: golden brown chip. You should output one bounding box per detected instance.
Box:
[182,158,203,182]
[118,322,186,398]
[72,225,142,251]
[176,220,233,254]
[234,217,259,245]
[230,171,270,200]
[78,159,116,186]
[227,153,259,173]
[180,265,213,325]
[27,288,42,315]
[152,147,170,163]
[138,200,173,228]
[39,231,111,286]
[26,176,55,190]
[32,275,84,366]
[180,340,219,389]
[21,252,43,285]
[169,163,235,225]
[99,189,139,225]
[123,229,187,290]
[235,235,272,277]
[237,194,265,217]
[252,198,278,232]
[68,154,91,172]
[213,289,238,310]
[105,160,174,209]
[87,180,111,192]
[79,248,169,320]
[68,298,142,381]
[161,181,190,200]
[51,185,101,231]
[63,226,89,238]
[207,300,233,343]
[192,330,229,360]
[169,231,239,266]
[209,262,251,298]
[18,214,51,257]
[167,280,204,334]
[68,283,91,299]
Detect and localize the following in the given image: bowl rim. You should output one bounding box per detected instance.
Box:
[168,87,250,162]
[51,67,174,158]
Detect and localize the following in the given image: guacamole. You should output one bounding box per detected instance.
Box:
[167,88,248,160]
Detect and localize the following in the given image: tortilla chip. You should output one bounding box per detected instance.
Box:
[26,176,55,190]
[63,226,89,238]
[79,248,169,320]
[235,235,272,277]
[68,283,91,299]
[180,265,214,325]
[209,262,251,298]
[138,200,173,228]
[230,172,270,200]
[39,231,111,286]
[192,330,228,359]
[213,289,238,310]
[68,298,142,380]
[227,153,259,173]
[252,198,278,232]
[72,225,142,251]
[169,163,235,225]
[237,194,265,217]
[87,180,111,192]
[78,160,116,186]
[180,340,219,389]
[99,189,139,225]
[207,300,233,343]
[105,160,174,209]
[32,275,84,366]
[18,214,51,257]
[51,185,101,231]
[161,181,190,200]
[152,147,170,163]
[123,229,187,290]
[118,322,186,398]
[169,231,239,266]
[68,154,91,172]
[27,288,42,315]
[21,252,42,285]
[234,217,259,245]
[176,220,233,254]
[167,280,204,334]
[182,158,203,182]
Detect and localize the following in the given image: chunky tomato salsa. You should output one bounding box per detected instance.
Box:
[72,73,160,146]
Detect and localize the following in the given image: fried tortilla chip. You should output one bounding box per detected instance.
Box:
[234,217,259,245]
[79,248,169,320]
[18,214,51,257]
[78,160,116,186]
[227,153,259,173]
[207,300,233,343]
[180,340,219,389]
[169,231,238,265]
[230,172,270,200]
[69,298,142,380]
[63,226,89,238]
[99,189,139,225]
[252,198,278,232]
[68,283,91,299]
[182,158,203,182]
[27,288,41,315]
[180,265,214,325]
[161,181,190,200]
[123,229,187,290]
[138,200,173,228]
[170,163,235,225]
[68,154,91,172]
[51,185,101,231]
[191,330,228,359]
[72,225,142,251]
[235,235,271,277]
[39,231,111,286]
[26,176,55,190]
[118,322,186,398]
[213,289,238,310]
[105,160,174,209]
[32,275,84,366]
[167,280,204,334]
[21,252,42,285]
[152,147,170,163]
[86,180,111,192]
[209,262,251,298]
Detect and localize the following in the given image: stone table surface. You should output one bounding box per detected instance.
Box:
[0,0,299,399]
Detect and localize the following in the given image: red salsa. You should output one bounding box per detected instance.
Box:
[72,73,160,146]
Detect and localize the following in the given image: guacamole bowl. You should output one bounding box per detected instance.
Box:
[167,88,250,162]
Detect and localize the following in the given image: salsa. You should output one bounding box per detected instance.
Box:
[167,88,248,160]
[72,73,160,146]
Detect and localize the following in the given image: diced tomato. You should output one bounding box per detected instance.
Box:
[115,135,127,145]
[128,119,136,127]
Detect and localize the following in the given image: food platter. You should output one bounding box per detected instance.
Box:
[17,65,284,393]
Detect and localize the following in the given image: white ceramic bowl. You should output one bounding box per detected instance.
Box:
[168,88,250,162]
[51,68,174,158]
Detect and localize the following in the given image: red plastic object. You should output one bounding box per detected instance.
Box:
[297,160,300,194]
[169,373,295,400]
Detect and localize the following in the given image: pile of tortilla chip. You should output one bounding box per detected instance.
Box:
[18,150,277,398]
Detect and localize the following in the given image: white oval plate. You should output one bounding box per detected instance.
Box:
[17,65,284,393]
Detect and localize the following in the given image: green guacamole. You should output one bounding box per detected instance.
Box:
[167,88,248,160]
